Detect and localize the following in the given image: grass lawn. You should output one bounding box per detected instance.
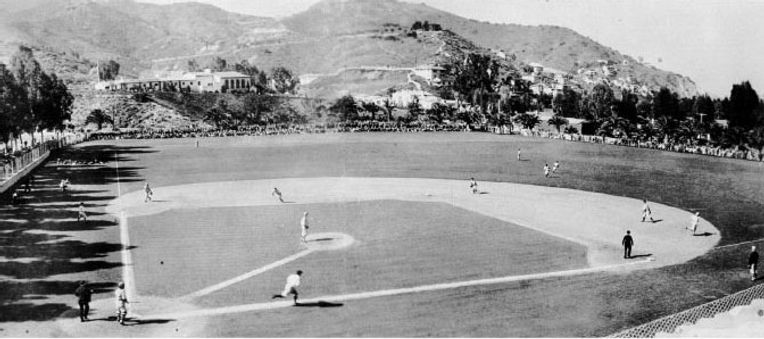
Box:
[2,132,764,336]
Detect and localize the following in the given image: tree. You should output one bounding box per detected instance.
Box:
[547,114,569,134]
[204,98,232,128]
[0,64,25,146]
[9,46,42,142]
[652,87,680,120]
[270,67,298,94]
[552,87,580,118]
[85,109,113,130]
[693,95,715,120]
[426,103,456,123]
[411,21,422,30]
[586,83,615,121]
[361,102,381,121]
[513,113,541,130]
[98,60,120,81]
[381,99,395,121]
[208,57,228,72]
[407,97,423,121]
[614,90,638,121]
[187,59,201,72]
[329,95,359,122]
[451,53,500,117]
[728,81,760,129]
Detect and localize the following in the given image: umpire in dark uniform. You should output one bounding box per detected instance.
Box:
[622,230,634,259]
[74,281,93,322]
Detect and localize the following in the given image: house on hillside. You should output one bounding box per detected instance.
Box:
[392,90,444,109]
[94,70,253,93]
[412,64,447,87]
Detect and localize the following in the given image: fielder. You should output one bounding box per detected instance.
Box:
[300,212,310,244]
[552,161,560,173]
[272,187,285,203]
[144,182,153,203]
[641,199,655,222]
[272,270,303,304]
[469,178,478,194]
[517,148,522,161]
[687,212,700,235]
[750,246,759,282]
[115,282,129,325]
[77,202,87,222]
[543,163,550,178]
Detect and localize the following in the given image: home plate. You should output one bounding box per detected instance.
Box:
[305,232,355,251]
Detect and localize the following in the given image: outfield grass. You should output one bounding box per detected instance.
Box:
[3,132,764,336]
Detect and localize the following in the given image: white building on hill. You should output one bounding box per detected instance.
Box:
[94,70,253,93]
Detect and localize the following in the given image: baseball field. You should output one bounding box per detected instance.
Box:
[1,132,763,337]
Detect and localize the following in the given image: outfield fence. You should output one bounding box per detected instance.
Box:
[609,282,764,337]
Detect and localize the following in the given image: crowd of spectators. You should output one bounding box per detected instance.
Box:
[518,129,764,162]
[85,122,471,141]
[84,122,763,163]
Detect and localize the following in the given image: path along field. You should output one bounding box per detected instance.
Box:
[1,132,764,337]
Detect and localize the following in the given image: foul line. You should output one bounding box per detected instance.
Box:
[182,248,316,299]
[153,259,651,319]
[115,150,140,315]
[713,238,764,251]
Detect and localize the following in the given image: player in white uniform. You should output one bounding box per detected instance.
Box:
[272,270,303,304]
[300,212,309,244]
[641,199,655,222]
[469,178,478,194]
[543,164,550,178]
[687,212,700,235]
[552,161,560,173]
[517,148,521,161]
[144,182,153,203]
[272,187,285,203]
[77,202,87,222]
[115,282,128,325]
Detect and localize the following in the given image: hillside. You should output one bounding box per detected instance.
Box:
[0,0,700,98]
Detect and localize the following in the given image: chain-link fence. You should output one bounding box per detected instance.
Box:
[609,282,764,337]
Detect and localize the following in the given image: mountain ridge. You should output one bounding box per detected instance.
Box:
[0,0,700,97]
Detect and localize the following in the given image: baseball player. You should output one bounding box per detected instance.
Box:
[272,187,285,203]
[272,270,303,305]
[144,182,153,203]
[469,178,478,194]
[300,212,310,244]
[687,212,700,235]
[641,199,655,222]
[552,161,560,173]
[517,148,521,161]
[750,246,759,282]
[115,282,129,325]
[543,163,550,178]
[77,202,87,222]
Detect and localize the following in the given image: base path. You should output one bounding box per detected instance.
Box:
[106,177,720,270]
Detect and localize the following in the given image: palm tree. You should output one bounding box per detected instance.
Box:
[85,109,113,130]
[547,114,569,134]
[513,113,541,130]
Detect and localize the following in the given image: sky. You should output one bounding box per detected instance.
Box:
[139,0,764,98]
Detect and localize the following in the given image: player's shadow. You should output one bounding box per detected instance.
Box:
[100,316,174,326]
[629,253,653,259]
[478,191,490,195]
[650,219,664,224]
[693,232,715,237]
[518,159,530,162]
[294,301,343,308]
[149,200,169,203]
[282,201,297,204]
